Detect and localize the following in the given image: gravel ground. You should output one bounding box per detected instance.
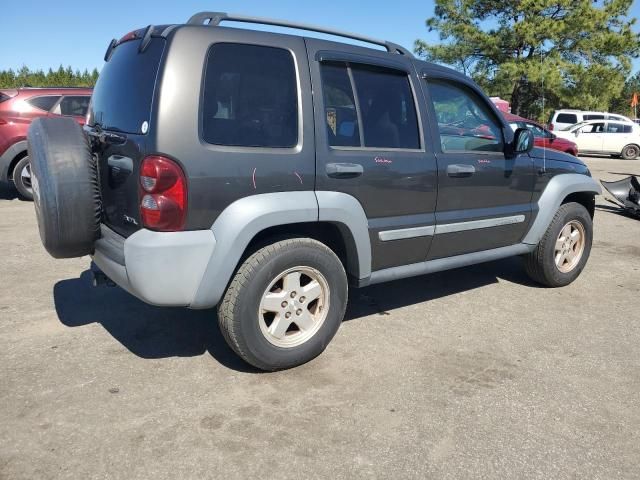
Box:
[0,156,639,479]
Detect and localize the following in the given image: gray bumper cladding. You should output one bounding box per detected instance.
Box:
[93,227,216,307]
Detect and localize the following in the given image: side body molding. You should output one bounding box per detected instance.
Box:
[190,191,373,309]
[191,191,319,309]
[522,173,602,245]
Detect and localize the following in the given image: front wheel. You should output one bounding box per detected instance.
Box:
[524,202,593,287]
[12,156,33,201]
[621,144,639,160]
[218,238,348,371]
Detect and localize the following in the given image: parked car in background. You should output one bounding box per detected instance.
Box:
[553,119,640,159]
[548,109,631,131]
[0,87,92,200]
[504,112,578,156]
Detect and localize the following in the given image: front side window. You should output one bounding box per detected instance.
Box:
[319,62,420,150]
[580,123,605,133]
[55,96,90,116]
[202,43,298,148]
[525,122,549,138]
[428,80,503,153]
[26,95,60,112]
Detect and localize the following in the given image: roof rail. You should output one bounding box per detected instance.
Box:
[187,11,413,57]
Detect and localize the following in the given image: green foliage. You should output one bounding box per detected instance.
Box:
[0,65,99,88]
[609,71,640,117]
[416,0,640,121]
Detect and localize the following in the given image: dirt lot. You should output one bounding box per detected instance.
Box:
[1,156,639,479]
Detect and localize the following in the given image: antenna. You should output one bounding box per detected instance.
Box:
[540,50,546,174]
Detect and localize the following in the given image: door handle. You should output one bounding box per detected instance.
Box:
[326,162,363,178]
[447,164,475,177]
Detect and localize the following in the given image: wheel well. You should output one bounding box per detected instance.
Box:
[8,150,28,179]
[243,222,357,279]
[562,192,595,218]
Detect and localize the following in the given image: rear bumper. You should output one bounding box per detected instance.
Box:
[92,225,216,307]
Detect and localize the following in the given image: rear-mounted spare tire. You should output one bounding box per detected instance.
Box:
[27,117,101,258]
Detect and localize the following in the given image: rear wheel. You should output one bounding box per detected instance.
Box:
[218,238,348,371]
[12,156,33,201]
[621,144,639,160]
[524,202,593,287]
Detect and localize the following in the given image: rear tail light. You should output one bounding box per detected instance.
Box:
[139,155,187,231]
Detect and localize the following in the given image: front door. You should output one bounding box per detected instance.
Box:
[575,122,605,153]
[421,75,536,259]
[306,39,438,272]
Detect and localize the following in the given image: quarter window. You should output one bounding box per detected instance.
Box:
[202,43,298,148]
[428,80,503,153]
[606,123,632,133]
[26,96,60,112]
[319,62,420,149]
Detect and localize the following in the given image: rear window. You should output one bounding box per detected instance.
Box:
[202,43,298,148]
[89,38,165,134]
[26,96,60,112]
[556,113,578,124]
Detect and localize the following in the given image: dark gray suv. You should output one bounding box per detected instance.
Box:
[27,12,601,370]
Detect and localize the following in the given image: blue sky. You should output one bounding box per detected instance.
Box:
[2,0,639,73]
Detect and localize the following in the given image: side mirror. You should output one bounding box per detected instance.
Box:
[550,133,557,141]
[574,130,580,137]
[513,128,534,154]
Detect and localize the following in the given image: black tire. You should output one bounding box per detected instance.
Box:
[524,202,593,287]
[12,156,33,201]
[27,117,101,258]
[621,144,639,160]
[218,238,348,371]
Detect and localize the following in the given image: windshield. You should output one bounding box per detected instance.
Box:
[89,37,165,134]
[562,121,587,131]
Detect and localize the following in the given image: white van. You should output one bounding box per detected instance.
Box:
[548,110,632,131]
[553,119,640,159]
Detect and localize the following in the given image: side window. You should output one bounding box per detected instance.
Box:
[26,96,60,112]
[556,113,578,124]
[525,122,548,138]
[202,43,298,148]
[351,64,420,149]
[319,62,420,150]
[57,96,90,116]
[581,122,605,133]
[320,62,360,147]
[428,80,504,153]
[606,123,632,133]
[584,114,604,121]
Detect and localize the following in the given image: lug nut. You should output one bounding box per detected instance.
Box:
[296,309,302,316]
[299,296,305,303]
[285,312,291,319]
[290,291,297,298]
[281,301,288,308]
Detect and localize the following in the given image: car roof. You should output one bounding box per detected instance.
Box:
[16,87,93,95]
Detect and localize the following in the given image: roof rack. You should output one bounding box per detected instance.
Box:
[187,11,413,57]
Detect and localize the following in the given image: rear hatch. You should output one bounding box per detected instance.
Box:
[87,34,166,237]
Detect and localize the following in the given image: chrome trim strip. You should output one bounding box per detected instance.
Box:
[377,214,526,241]
[435,214,526,234]
[378,225,435,242]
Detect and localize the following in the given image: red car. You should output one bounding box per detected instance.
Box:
[0,87,92,200]
[503,112,578,157]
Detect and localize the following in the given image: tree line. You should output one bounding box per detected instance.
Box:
[0,65,99,89]
[416,0,640,122]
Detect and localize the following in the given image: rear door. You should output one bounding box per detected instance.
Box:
[86,36,166,237]
[603,122,634,153]
[305,38,438,271]
[421,73,535,259]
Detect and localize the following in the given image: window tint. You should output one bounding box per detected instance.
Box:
[351,65,420,149]
[26,96,60,112]
[319,62,420,149]
[57,96,90,116]
[320,62,360,147]
[428,80,503,153]
[202,44,298,148]
[556,113,578,124]
[584,114,604,120]
[89,38,165,134]
[606,123,632,133]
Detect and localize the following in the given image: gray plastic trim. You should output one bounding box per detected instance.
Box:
[522,173,601,245]
[367,243,534,285]
[316,190,372,281]
[435,215,526,234]
[191,191,319,309]
[379,225,435,241]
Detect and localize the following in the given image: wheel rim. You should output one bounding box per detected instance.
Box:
[20,161,32,193]
[625,146,638,158]
[554,220,586,273]
[258,266,330,348]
